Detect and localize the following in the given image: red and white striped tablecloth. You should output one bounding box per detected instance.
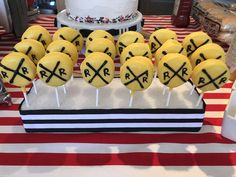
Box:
[0,15,235,177]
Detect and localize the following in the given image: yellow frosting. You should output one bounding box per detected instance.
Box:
[120,43,152,65]
[182,31,212,57]
[157,53,192,89]
[154,39,187,67]
[80,52,115,88]
[0,52,36,87]
[85,38,116,59]
[191,59,230,92]
[190,43,226,68]
[86,30,114,47]
[37,52,73,87]
[46,40,78,65]
[116,31,145,55]
[149,29,177,54]
[120,56,154,92]
[53,27,84,52]
[13,39,45,65]
[22,25,52,48]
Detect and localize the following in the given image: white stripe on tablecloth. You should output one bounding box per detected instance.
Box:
[204,99,229,105]
[0,166,235,177]
[0,142,235,153]
[0,125,222,134]
[0,109,225,118]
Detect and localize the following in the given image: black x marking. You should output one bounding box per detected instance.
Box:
[86,60,109,84]
[125,51,149,61]
[104,47,112,57]
[39,61,67,83]
[37,33,46,46]
[124,66,148,89]
[59,34,81,46]
[151,36,163,53]
[187,39,210,57]
[163,62,187,85]
[119,42,127,54]
[0,58,32,83]
[198,69,228,89]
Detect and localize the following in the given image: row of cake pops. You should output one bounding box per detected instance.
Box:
[0,25,230,107]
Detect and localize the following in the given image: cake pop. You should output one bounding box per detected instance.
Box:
[80,52,115,106]
[53,27,84,52]
[85,38,116,59]
[46,40,78,65]
[192,59,230,106]
[120,56,154,107]
[120,43,152,65]
[13,39,45,65]
[154,39,187,67]
[37,52,73,107]
[22,25,52,48]
[0,52,36,107]
[190,43,226,68]
[182,31,212,57]
[116,31,145,55]
[149,29,177,54]
[157,53,192,106]
[86,29,114,47]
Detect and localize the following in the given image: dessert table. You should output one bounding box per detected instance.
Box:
[0,15,235,177]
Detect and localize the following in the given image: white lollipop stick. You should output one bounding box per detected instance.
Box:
[96,88,99,107]
[32,79,38,95]
[70,74,74,81]
[196,93,204,107]
[190,85,196,95]
[154,72,157,81]
[129,91,134,108]
[163,85,167,95]
[55,87,60,107]
[63,85,67,94]
[166,89,172,107]
[23,92,29,108]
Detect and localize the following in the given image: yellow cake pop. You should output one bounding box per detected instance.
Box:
[154,39,187,67]
[120,43,152,65]
[120,56,154,92]
[0,52,36,87]
[182,31,212,57]
[190,43,226,68]
[116,31,145,55]
[46,40,78,65]
[80,52,115,88]
[157,53,192,89]
[191,59,230,92]
[149,29,177,54]
[22,25,52,48]
[86,30,114,47]
[13,39,45,65]
[37,52,73,87]
[52,27,84,52]
[85,38,116,59]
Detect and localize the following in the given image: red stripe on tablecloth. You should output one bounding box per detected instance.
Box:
[0,133,234,144]
[0,152,236,166]
[205,105,227,112]
[0,104,19,110]
[204,93,231,99]
[203,118,223,126]
[0,118,22,125]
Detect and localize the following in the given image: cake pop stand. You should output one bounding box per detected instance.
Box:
[19,78,206,132]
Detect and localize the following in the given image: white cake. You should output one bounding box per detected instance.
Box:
[56,0,143,37]
[65,0,139,24]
